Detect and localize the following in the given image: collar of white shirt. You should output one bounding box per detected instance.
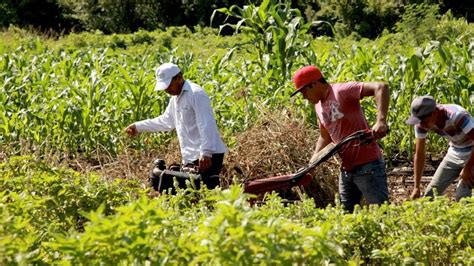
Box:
[176,80,191,100]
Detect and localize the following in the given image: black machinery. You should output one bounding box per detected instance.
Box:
[149,159,219,194]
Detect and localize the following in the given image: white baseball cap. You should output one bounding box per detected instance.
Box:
[154,63,180,91]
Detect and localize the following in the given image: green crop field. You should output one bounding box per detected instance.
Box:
[1,0,473,264]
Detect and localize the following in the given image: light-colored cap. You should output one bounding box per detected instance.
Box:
[405,95,436,125]
[154,63,180,91]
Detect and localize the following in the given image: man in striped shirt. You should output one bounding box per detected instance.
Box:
[406,96,474,200]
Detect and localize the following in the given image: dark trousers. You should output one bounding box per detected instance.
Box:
[339,159,389,213]
[189,153,224,189]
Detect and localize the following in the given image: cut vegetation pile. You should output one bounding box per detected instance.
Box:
[222,111,340,206]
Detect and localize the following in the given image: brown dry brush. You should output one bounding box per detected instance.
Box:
[222,111,339,206]
[87,111,340,206]
[89,141,183,186]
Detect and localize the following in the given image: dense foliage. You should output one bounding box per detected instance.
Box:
[0,157,473,264]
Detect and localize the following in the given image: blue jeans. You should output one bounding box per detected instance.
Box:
[339,159,389,213]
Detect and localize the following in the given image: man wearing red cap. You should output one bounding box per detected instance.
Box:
[291,65,390,212]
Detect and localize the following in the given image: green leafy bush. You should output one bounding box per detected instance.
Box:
[0,156,142,231]
[1,157,473,264]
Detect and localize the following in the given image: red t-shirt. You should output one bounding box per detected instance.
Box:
[315,82,382,171]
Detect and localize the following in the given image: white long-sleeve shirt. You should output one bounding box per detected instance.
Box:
[135,81,227,163]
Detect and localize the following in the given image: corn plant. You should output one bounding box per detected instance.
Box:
[1,18,473,162]
[212,0,312,83]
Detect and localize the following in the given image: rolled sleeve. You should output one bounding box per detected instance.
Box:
[455,112,474,134]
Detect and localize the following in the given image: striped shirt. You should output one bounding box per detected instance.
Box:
[415,104,474,149]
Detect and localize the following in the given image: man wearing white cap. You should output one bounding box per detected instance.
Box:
[125,63,227,189]
[406,95,474,200]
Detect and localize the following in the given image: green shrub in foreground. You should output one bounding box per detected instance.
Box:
[45,190,473,264]
[0,156,143,230]
[0,156,144,264]
[1,157,473,264]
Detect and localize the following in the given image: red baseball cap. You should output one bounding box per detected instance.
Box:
[291,65,323,97]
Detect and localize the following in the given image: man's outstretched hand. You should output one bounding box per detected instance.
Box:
[124,124,139,137]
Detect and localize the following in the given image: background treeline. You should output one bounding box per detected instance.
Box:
[1,0,473,38]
